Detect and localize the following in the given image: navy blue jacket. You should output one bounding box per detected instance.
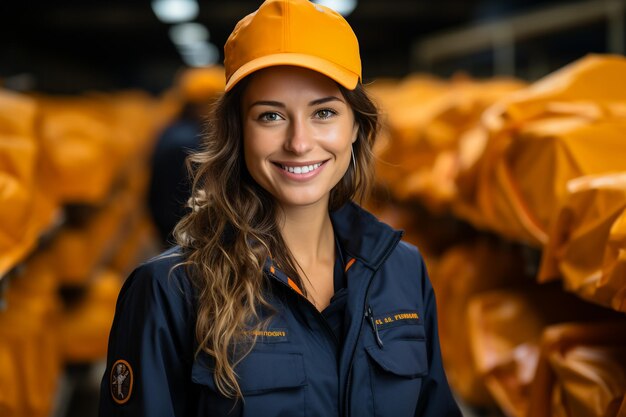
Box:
[99,202,461,417]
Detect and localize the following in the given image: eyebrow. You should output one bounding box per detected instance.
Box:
[309,96,344,106]
[248,96,345,110]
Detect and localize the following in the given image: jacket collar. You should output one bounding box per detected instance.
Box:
[330,202,403,271]
[263,202,403,288]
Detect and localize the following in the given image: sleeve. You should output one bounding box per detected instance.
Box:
[98,259,199,417]
[414,253,463,417]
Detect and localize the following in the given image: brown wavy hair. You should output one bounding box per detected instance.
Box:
[173,77,380,398]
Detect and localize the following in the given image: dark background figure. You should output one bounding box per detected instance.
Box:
[148,66,225,246]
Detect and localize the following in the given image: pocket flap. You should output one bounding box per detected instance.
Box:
[366,339,429,378]
[192,351,307,395]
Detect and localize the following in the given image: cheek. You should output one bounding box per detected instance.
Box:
[243,128,261,174]
[321,123,357,156]
[243,126,275,186]
[244,122,277,157]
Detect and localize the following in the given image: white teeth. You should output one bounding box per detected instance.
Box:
[281,163,322,174]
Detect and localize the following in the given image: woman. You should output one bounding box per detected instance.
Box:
[99,0,461,416]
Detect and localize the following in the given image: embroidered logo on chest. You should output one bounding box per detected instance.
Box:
[375,311,421,330]
[247,329,289,343]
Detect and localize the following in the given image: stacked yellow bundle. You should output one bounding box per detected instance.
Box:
[368,54,626,416]
[0,82,177,415]
[529,322,626,417]
[540,173,626,313]
[465,54,626,246]
[467,291,625,417]
[0,91,59,277]
[434,241,526,407]
[36,91,166,205]
[370,74,526,213]
[0,253,62,417]
[59,269,123,362]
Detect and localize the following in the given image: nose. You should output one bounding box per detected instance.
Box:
[284,117,313,155]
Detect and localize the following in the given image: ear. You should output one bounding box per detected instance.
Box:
[351,123,358,144]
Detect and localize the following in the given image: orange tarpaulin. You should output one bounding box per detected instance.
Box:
[527,321,626,417]
[433,241,527,406]
[397,78,525,212]
[370,75,525,213]
[51,180,143,285]
[109,215,158,275]
[60,269,122,362]
[467,287,621,417]
[37,96,119,204]
[0,90,58,276]
[0,252,62,417]
[464,54,626,246]
[96,91,162,165]
[368,75,451,195]
[0,343,18,417]
[37,92,161,205]
[618,396,626,417]
[539,172,626,313]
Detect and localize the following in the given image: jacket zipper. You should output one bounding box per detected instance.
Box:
[344,281,375,417]
[343,231,403,417]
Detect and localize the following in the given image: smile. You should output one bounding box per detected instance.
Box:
[275,162,324,175]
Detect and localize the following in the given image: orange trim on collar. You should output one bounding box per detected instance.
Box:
[344,258,356,272]
[287,278,304,296]
[270,265,275,274]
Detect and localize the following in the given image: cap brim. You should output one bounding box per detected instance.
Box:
[224,53,360,92]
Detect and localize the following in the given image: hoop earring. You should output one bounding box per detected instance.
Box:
[351,145,356,168]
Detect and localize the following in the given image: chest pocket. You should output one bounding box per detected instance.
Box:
[364,310,428,417]
[192,350,307,417]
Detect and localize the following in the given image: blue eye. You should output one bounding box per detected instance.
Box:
[259,112,283,122]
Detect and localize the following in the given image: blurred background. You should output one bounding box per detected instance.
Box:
[1,1,626,416]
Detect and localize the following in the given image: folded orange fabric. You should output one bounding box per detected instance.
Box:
[368,75,450,192]
[527,321,626,417]
[59,269,123,362]
[52,185,137,285]
[467,287,620,417]
[0,90,58,276]
[109,215,159,276]
[539,172,626,313]
[37,96,118,204]
[401,78,525,212]
[96,91,164,167]
[434,241,527,406]
[467,54,626,246]
[0,342,19,417]
[370,75,525,213]
[0,252,62,417]
[618,396,626,417]
[0,90,37,275]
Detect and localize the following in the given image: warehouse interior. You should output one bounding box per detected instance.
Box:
[1,0,626,416]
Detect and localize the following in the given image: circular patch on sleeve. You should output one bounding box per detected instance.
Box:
[110,359,134,404]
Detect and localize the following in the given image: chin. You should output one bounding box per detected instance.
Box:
[276,193,328,209]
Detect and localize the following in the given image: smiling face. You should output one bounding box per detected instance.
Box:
[242,66,358,211]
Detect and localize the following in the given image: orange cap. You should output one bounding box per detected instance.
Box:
[224,0,361,92]
[178,66,226,103]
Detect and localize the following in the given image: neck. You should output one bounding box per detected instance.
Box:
[278,201,335,274]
